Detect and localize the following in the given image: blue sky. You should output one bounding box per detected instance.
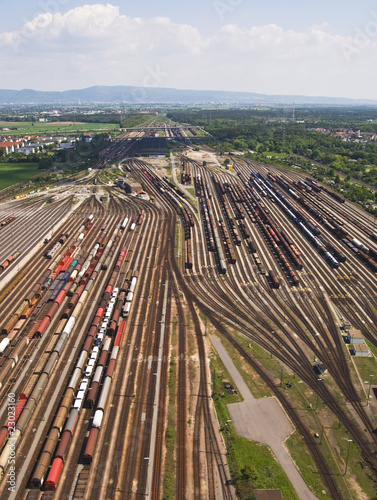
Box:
[3,0,376,35]
[1,1,377,99]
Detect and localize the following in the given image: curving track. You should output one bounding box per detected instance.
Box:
[1,151,377,499]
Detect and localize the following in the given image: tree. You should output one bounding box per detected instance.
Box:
[38,156,53,169]
[0,147,5,158]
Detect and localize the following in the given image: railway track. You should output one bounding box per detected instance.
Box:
[176,158,377,495]
[1,148,377,499]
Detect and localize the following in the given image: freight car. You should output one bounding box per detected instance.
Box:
[325,242,346,263]
[268,270,280,289]
[0,215,16,229]
[324,252,340,268]
[0,252,20,274]
[332,225,349,239]
[186,238,193,269]
[120,217,129,230]
[358,250,377,273]
[2,241,124,481]
[352,238,369,254]
[369,247,377,260]
[30,277,125,487]
[322,188,345,203]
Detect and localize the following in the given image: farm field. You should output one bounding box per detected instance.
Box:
[0,162,40,190]
[0,121,118,135]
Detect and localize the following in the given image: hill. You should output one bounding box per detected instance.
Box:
[0,86,376,106]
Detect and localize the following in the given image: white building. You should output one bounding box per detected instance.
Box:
[60,142,76,150]
[18,147,36,155]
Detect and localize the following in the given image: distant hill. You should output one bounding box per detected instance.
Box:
[0,85,376,106]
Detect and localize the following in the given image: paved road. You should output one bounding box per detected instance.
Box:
[210,337,318,500]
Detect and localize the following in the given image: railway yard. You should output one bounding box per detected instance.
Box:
[1,124,377,500]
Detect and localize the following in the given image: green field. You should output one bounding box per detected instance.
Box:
[0,162,40,190]
[0,121,119,135]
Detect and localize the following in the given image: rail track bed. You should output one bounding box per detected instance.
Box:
[0,149,377,499]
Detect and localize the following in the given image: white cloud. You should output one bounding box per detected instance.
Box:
[0,4,204,54]
[0,3,376,99]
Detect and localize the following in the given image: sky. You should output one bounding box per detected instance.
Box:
[1,1,377,99]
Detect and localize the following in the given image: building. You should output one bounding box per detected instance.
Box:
[0,142,16,154]
[341,320,352,331]
[346,329,364,345]
[124,181,142,194]
[59,142,76,150]
[82,135,93,143]
[0,141,23,154]
[350,344,370,357]
[18,147,36,155]
[115,178,126,188]
[314,362,328,374]
[133,137,167,156]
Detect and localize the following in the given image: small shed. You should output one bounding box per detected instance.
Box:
[347,329,364,345]
[314,362,328,374]
[350,344,370,357]
[341,320,352,331]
